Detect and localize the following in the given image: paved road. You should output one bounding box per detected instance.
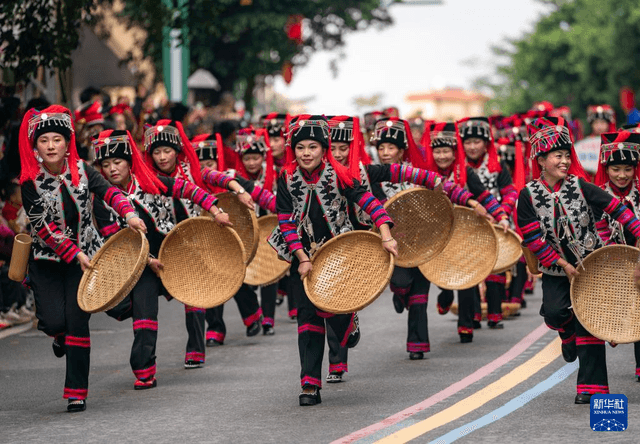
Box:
[1,283,638,443]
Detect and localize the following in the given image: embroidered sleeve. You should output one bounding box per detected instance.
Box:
[478,190,507,221]
[21,181,82,263]
[276,175,302,253]
[583,179,640,239]
[171,178,218,212]
[250,184,276,213]
[595,218,614,245]
[202,168,233,189]
[499,184,518,216]
[343,179,393,229]
[516,188,562,267]
[87,165,135,218]
[442,181,473,206]
[92,197,123,238]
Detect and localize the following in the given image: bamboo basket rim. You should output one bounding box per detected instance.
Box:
[215,192,259,264]
[244,214,290,286]
[491,227,523,274]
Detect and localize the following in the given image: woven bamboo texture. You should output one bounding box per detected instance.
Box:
[303,231,394,314]
[450,302,521,319]
[570,245,640,343]
[159,217,246,309]
[77,229,149,313]
[383,188,454,267]
[214,192,259,264]
[491,228,523,274]
[521,244,540,275]
[244,215,290,286]
[419,206,498,290]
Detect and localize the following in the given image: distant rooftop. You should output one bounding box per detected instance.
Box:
[406,88,490,103]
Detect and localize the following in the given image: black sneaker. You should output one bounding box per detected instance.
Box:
[392,294,404,314]
[52,337,66,358]
[299,386,322,406]
[346,314,360,348]
[561,341,577,363]
[67,399,86,412]
[326,372,343,383]
[206,338,223,347]
[473,320,482,329]
[521,299,528,308]
[247,320,261,337]
[409,352,424,360]
[263,325,275,336]
[460,334,473,344]
[488,321,504,329]
[574,393,592,404]
[184,359,203,369]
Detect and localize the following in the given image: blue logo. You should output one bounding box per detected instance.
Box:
[590,394,628,431]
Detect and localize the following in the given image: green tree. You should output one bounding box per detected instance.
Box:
[484,0,640,120]
[119,0,392,108]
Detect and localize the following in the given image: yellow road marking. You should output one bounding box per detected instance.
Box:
[375,337,561,443]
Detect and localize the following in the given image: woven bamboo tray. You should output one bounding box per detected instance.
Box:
[383,188,454,267]
[419,206,498,290]
[245,215,290,286]
[159,217,246,309]
[491,228,523,274]
[303,231,394,314]
[521,244,540,275]
[77,229,149,313]
[214,192,258,264]
[450,302,521,319]
[570,245,640,343]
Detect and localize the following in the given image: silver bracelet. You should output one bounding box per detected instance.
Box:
[125,212,139,222]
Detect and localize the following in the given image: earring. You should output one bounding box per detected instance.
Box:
[34,150,43,163]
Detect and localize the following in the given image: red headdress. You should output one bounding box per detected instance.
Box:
[75,101,104,127]
[143,119,205,188]
[456,116,501,173]
[527,116,588,181]
[283,114,355,187]
[109,103,134,116]
[372,117,426,169]
[94,129,166,194]
[587,105,617,133]
[424,121,467,186]
[594,131,640,186]
[191,133,226,171]
[327,115,367,178]
[235,128,276,192]
[19,105,81,185]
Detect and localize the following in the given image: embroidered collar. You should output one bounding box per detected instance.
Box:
[467,154,487,169]
[540,177,563,194]
[300,161,325,183]
[608,181,633,199]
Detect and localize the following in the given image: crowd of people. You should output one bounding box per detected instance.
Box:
[2,84,640,412]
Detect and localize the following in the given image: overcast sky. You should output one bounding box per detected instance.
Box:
[272,0,553,116]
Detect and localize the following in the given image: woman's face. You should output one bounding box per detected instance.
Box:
[270,136,285,159]
[151,146,178,173]
[242,153,264,175]
[607,164,635,189]
[199,159,217,170]
[294,140,325,172]
[377,142,403,165]
[463,138,487,161]
[36,132,68,168]
[538,149,571,181]
[591,119,609,136]
[331,142,350,166]
[100,158,131,187]
[432,147,456,170]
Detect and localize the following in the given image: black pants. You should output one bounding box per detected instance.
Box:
[327,322,348,374]
[281,275,297,318]
[485,274,505,323]
[205,284,262,342]
[634,343,640,377]
[0,264,27,311]
[260,283,277,327]
[106,267,160,381]
[508,261,527,303]
[185,305,206,363]
[29,259,90,400]
[436,288,476,336]
[290,266,352,389]
[390,267,430,353]
[541,274,609,394]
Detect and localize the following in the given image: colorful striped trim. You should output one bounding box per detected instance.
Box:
[206,331,225,343]
[243,308,263,326]
[262,317,275,327]
[478,190,507,221]
[202,169,232,189]
[278,212,302,253]
[458,327,473,335]
[407,294,428,306]
[605,197,640,238]
[576,336,605,346]
[357,191,393,228]
[340,313,357,348]
[390,283,410,296]
[251,185,277,213]
[576,384,609,395]
[104,187,136,217]
[172,178,217,212]
[486,274,506,284]
[487,313,503,323]
[185,305,206,314]
[133,364,157,380]
[288,308,298,318]
[99,222,121,238]
[65,336,90,348]
[298,324,326,335]
[63,387,88,400]
[301,375,322,388]
[133,319,158,331]
[36,222,82,263]
[329,362,348,373]
[499,184,518,216]
[185,351,205,362]
[561,333,576,345]
[443,180,473,206]
[636,367,640,377]
[316,310,334,319]
[407,342,430,353]
[473,313,482,322]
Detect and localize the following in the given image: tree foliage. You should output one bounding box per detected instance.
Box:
[0,0,105,79]
[485,0,640,119]
[120,0,392,105]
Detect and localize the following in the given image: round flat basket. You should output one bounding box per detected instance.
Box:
[303,231,394,314]
[244,215,290,286]
[491,228,523,274]
[419,206,498,290]
[77,229,149,313]
[521,244,540,275]
[570,245,640,343]
[159,217,246,309]
[383,188,454,268]
[214,192,258,264]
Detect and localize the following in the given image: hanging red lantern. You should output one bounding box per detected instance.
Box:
[285,15,304,45]
[282,61,293,84]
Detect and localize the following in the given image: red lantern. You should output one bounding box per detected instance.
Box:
[282,61,293,84]
[285,15,303,45]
